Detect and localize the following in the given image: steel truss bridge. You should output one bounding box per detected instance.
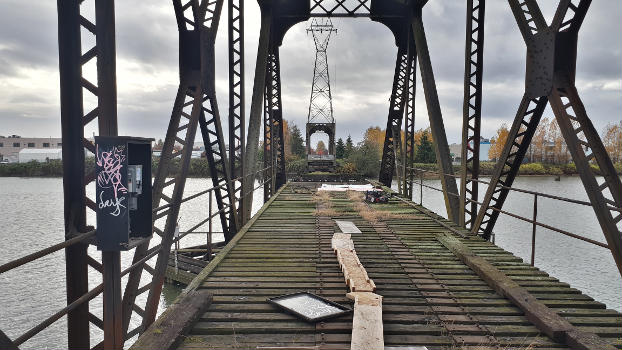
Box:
[0,0,621,349]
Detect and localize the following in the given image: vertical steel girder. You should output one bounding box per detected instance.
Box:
[120,0,238,340]
[228,0,245,224]
[459,0,486,229]
[242,8,272,222]
[379,45,411,188]
[411,9,461,224]
[57,0,118,347]
[474,0,622,277]
[264,46,286,199]
[263,49,274,202]
[402,47,417,199]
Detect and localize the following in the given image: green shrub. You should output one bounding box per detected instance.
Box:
[560,163,577,175]
[518,162,546,175]
[285,158,307,175]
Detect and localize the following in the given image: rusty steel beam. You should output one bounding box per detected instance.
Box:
[411,8,461,224]
[265,46,286,195]
[379,45,410,187]
[58,0,121,347]
[242,6,272,222]
[263,47,274,202]
[228,0,245,225]
[57,1,90,347]
[473,95,547,239]
[459,0,485,229]
[474,0,622,277]
[402,44,417,199]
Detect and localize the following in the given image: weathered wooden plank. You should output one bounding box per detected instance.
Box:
[436,233,616,350]
[130,289,212,350]
[346,292,384,350]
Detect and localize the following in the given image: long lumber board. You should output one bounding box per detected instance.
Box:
[332,221,383,350]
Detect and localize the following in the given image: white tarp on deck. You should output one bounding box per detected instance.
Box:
[318,183,374,192]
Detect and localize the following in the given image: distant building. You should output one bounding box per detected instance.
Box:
[18,148,63,163]
[0,136,62,163]
[448,137,492,165]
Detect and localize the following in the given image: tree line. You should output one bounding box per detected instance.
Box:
[282,122,438,177]
[489,119,622,164]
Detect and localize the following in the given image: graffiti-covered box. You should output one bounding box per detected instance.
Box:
[95,136,153,251]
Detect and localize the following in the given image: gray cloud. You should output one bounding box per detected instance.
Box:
[0,0,620,145]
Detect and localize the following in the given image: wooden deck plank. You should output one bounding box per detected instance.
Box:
[147,183,621,350]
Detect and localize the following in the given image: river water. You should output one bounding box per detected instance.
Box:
[405,175,622,313]
[0,177,265,349]
[0,176,620,349]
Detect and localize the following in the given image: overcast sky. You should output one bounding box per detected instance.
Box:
[0,1,620,144]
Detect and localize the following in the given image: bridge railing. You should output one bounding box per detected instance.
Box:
[405,167,622,266]
[0,166,271,347]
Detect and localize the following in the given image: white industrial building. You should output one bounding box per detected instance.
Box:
[18,148,63,163]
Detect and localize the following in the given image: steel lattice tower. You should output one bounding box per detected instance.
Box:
[306,18,337,171]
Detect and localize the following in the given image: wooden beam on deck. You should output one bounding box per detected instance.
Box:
[129,289,212,350]
[436,233,617,350]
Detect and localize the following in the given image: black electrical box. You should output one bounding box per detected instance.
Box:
[95,136,153,251]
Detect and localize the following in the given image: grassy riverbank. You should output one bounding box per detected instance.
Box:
[0,158,223,177]
[410,161,622,178]
[1,159,620,178]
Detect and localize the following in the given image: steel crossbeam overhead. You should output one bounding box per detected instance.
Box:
[228,0,246,225]
[120,0,239,341]
[310,0,371,17]
[473,0,622,276]
[459,0,486,229]
[379,42,412,188]
[57,0,119,347]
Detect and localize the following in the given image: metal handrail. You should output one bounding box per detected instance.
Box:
[152,166,271,213]
[404,167,612,265]
[0,229,96,274]
[2,166,274,346]
[406,166,622,213]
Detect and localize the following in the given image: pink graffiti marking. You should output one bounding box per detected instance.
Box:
[96,144,128,216]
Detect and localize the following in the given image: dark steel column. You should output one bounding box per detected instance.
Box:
[263,47,274,202]
[402,42,417,199]
[379,46,409,187]
[57,1,89,347]
[269,48,287,191]
[243,7,272,221]
[228,0,245,224]
[459,0,485,229]
[411,9,460,224]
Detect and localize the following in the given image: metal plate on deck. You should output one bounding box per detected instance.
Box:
[335,220,362,234]
[267,292,351,323]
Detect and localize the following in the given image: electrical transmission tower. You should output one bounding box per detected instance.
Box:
[306,18,337,172]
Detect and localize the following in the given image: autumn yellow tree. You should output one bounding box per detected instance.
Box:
[282,119,291,159]
[547,118,569,163]
[603,121,622,163]
[364,126,385,154]
[530,117,549,162]
[489,124,509,161]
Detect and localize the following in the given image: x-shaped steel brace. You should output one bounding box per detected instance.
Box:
[474,0,622,277]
